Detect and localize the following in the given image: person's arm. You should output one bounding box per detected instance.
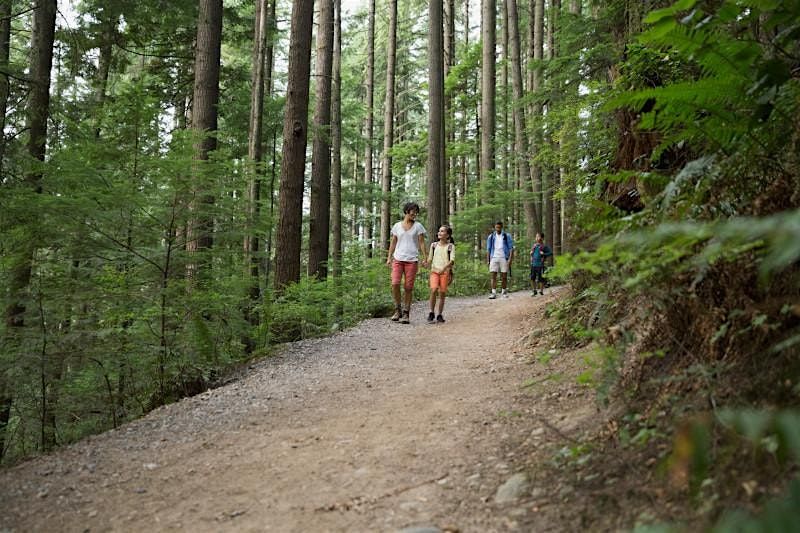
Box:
[508,234,515,265]
[486,235,492,264]
[428,243,436,271]
[386,235,398,265]
[418,232,428,266]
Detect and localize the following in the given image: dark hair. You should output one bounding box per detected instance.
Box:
[495,221,503,227]
[403,202,420,214]
[439,224,455,244]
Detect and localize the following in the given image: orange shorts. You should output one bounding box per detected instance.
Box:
[429,271,450,293]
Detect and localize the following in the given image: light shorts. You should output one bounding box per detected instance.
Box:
[429,271,450,293]
[391,260,419,290]
[489,257,509,273]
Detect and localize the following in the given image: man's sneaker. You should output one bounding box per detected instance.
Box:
[502,290,509,298]
[427,312,436,323]
[436,314,445,323]
[539,290,545,295]
[391,307,402,321]
[531,290,538,296]
[489,292,497,299]
[400,310,410,324]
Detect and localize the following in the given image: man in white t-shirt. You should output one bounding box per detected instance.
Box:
[486,221,514,299]
[385,202,428,323]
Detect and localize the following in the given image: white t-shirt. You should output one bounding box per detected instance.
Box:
[492,232,506,259]
[391,221,427,261]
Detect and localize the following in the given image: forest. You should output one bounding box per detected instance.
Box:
[1,0,799,528]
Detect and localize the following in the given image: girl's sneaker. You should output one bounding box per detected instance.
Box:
[391,306,402,321]
[436,314,445,323]
[427,312,436,323]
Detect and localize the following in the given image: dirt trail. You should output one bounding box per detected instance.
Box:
[1,288,599,532]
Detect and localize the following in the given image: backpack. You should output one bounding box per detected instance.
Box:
[431,242,455,284]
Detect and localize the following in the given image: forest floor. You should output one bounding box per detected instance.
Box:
[0,287,627,532]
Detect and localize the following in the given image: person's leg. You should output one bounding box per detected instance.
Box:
[501,272,508,290]
[390,260,403,320]
[401,261,418,322]
[428,274,438,321]
[490,271,497,290]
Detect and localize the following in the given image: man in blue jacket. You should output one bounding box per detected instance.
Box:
[486,221,514,299]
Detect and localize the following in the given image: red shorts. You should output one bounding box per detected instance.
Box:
[391,260,419,290]
[429,271,450,293]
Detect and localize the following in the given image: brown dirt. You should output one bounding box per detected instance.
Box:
[0,288,606,532]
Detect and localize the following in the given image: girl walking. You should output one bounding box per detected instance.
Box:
[427,225,455,323]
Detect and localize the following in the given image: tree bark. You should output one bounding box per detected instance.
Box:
[444,0,456,219]
[186,0,223,267]
[544,0,559,249]
[379,0,399,254]
[481,0,496,193]
[331,0,343,279]
[308,0,334,278]
[3,0,57,457]
[532,0,544,231]
[428,0,445,231]
[507,0,539,244]
[562,0,580,253]
[242,0,269,351]
[0,0,10,177]
[362,0,376,253]
[274,0,315,290]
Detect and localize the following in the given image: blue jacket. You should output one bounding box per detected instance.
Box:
[486,231,514,261]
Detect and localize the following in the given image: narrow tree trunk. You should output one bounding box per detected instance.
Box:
[186,0,223,269]
[544,0,559,249]
[428,0,445,230]
[242,0,269,351]
[444,0,456,220]
[331,0,343,278]
[379,0,399,254]
[308,0,334,278]
[0,0,10,175]
[507,0,539,244]
[532,0,544,231]
[263,0,278,284]
[562,0,580,253]
[363,0,376,254]
[480,0,496,194]
[274,0,315,290]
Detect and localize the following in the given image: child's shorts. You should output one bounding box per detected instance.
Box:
[429,271,450,293]
[391,260,419,289]
[530,265,546,282]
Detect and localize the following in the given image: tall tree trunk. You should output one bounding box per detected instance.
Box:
[263,0,278,284]
[561,0,580,253]
[379,0,398,254]
[428,0,445,230]
[3,0,57,457]
[507,0,538,244]
[363,0,376,254]
[0,0,11,186]
[93,6,117,139]
[274,0,315,290]
[242,0,269,352]
[544,0,559,249]
[308,0,334,278]
[0,0,15,451]
[481,0,496,197]
[532,0,544,231]
[186,0,223,270]
[331,0,343,279]
[444,0,456,220]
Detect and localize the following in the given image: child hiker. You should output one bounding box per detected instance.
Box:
[386,202,428,324]
[530,232,553,296]
[427,225,455,324]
